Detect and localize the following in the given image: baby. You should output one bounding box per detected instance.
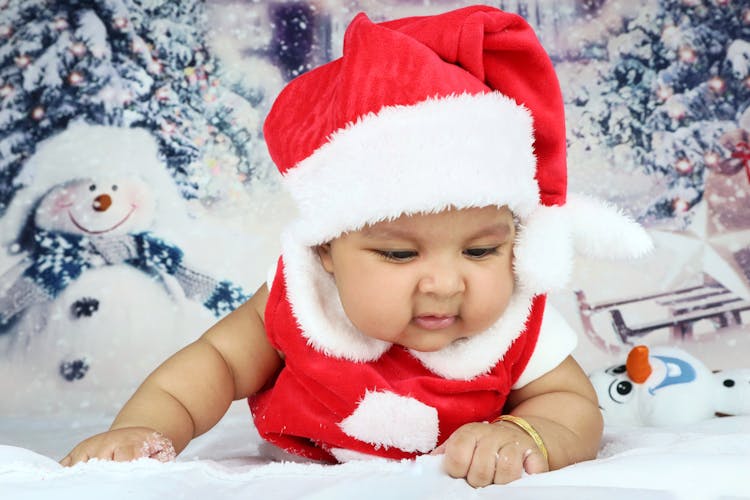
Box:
[62,5,652,487]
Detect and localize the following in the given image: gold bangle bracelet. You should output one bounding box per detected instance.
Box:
[491,414,549,463]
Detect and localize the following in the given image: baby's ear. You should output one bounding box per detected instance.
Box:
[315,243,334,273]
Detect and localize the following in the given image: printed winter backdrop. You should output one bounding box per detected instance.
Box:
[0,0,748,416]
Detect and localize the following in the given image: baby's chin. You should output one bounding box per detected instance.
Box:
[399,335,471,353]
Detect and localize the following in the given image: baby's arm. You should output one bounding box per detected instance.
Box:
[61,284,280,465]
[440,355,602,487]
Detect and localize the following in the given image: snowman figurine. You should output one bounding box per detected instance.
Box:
[590,344,750,426]
[0,123,250,413]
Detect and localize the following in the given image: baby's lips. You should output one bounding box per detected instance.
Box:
[413,315,457,330]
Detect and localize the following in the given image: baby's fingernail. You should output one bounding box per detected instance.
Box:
[523,448,533,459]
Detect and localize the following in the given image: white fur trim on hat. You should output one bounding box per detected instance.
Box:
[567,193,654,260]
[282,92,539,246]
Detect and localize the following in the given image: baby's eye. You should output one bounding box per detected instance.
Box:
[376,250,417,262]
[463,247,499,259]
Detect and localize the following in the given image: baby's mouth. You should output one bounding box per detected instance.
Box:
[413,315,457,330]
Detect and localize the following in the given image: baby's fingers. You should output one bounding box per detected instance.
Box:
[60,445,102,466]
[490,444,526,485]
[61,442,144,466]
[59,452,79,466]
[466,438,515,487]
[522,446,550,475]
[60,428,173,466]
[441,428,479,480]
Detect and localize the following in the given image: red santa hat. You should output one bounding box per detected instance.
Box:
[264,6,652,377]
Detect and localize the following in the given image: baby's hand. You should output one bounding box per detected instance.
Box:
[434,420,549,487]
[60,427,176,466]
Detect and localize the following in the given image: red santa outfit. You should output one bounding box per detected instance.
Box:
[250,6,652,462]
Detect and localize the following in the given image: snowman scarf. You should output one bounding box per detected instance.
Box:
[0,228,249,326]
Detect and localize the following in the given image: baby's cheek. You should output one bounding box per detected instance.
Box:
[466,293,509,331]
[343,291,403,337]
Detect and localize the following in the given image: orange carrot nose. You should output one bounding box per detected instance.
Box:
[626,345,652,383]
[93,194,112,212]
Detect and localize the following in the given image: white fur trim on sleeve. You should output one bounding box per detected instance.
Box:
[511,305,577,389]
[338,390,439,453]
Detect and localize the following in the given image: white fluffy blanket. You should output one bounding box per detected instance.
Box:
[1,404,748,499]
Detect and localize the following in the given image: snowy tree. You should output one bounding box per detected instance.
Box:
[0,0,260,215]
[565,0,750,223]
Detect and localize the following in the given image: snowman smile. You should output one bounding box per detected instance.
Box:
[68,205,136,234]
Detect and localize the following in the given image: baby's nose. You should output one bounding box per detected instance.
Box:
[93,193,112,212]
[418,267,465,296]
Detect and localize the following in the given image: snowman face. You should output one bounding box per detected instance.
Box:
[590,364,641,425]
[591,348,713,426]
[35,178,156,236]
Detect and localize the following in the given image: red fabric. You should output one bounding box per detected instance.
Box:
[249,258,543,462]
[263,5,567,207]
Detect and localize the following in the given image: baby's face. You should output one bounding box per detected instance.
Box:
[317,206,515,352]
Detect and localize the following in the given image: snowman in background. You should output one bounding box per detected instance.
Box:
[0,122,253,415]
[590,345,750,426]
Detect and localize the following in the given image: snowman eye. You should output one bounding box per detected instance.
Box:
[111,184,118,191]
[606,364,627,375]
[89,184,96,191]
[608,379,634,404]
